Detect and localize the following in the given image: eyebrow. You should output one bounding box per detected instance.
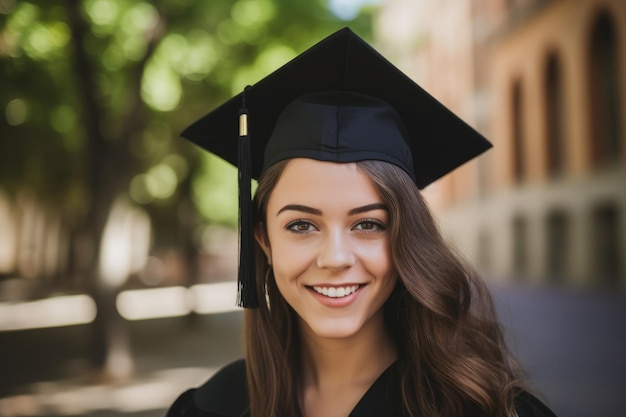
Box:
[348,203,387,215]
[276,203,387,216]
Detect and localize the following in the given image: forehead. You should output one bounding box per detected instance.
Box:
[267,158,383,209]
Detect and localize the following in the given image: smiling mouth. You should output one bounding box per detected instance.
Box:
[311,285,361,298]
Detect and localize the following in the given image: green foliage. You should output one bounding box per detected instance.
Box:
[0,0,373,227]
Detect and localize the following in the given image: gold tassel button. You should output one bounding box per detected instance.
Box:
[239,113,248,137]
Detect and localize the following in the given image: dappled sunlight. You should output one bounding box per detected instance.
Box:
[141,63,181,111]
[0,282,240,331]
[0,191,17,273]
[116,286,191,320]
[192,153,240,226]
[50,105,78,135]
[4,98,28,126]
[5,2,70,60]
[117,282,240,320]
[98,198,151,289]
[190,282,241,315]
[145,164,178,199]
[157,31,219,82]
[0,366,215,416]
[0,294,96,331]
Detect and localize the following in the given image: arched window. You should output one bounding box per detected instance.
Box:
[546,210,569,281]
[592,204,621,287]
[511,80,525,182]
[544,52,565,176]
[512,215,528,279]
[588,10,622,166]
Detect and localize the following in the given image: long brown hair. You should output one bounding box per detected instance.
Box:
[244,159,525,417]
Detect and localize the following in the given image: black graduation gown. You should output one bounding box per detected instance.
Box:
[166,359,558,417]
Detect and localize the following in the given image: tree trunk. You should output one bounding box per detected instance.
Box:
[67,0,133,379]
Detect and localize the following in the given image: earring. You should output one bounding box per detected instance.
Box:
[264,265,272,287]
[264,265,272,309]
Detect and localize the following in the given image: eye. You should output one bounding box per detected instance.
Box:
[286,220,317,234]
[352,219,386,232]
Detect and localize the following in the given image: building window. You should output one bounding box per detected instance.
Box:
[592,204,621,287]
[544,51,566,176]
[511,80,526,182]
[513,215,528,279]
[546,210,569,282]
[588,10,623,167]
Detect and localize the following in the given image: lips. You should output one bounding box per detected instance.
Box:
[311,285,360,298]
[305,282,367,308]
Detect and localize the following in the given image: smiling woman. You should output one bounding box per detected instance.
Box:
[257,159,396,345]
[166,28,558,417]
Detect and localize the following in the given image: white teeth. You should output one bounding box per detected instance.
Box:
[312,285,360,298]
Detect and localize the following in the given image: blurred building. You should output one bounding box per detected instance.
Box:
[376,0,626,290]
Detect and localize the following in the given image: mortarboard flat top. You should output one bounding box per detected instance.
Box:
[181,27,491,189]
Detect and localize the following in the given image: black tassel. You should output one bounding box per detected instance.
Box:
[237,87,258,308]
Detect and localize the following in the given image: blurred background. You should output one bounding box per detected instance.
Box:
[0,0,624,416]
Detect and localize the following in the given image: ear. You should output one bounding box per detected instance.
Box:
[254,223,272,264]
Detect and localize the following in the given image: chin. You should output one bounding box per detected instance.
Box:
[304,317,366,340]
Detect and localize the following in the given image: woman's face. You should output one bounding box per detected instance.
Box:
[257,158,396,340]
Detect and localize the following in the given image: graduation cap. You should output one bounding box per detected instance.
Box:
[182,27,492,308]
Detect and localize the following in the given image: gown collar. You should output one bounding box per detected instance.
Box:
[194,360,402,417]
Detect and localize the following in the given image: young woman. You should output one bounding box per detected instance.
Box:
[167,29,558,417]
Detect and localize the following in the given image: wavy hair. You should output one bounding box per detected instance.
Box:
[244,159,525,417]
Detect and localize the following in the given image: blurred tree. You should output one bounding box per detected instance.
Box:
[0,0,372,379]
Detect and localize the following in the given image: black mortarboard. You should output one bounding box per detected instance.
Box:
[181,27,492,308]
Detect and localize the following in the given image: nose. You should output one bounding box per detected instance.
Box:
[316,228,356,270]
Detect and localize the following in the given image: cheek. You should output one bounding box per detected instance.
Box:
[369,242,396,298]
[264,230,304,301]
[370,248,397,302]
[267,235,314,283]
[271,256,309,310]
[363,239,394,277]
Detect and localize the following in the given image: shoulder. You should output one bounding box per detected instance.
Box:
[195,359,249,415]
[514,391,558,417]
[166,359,249,417]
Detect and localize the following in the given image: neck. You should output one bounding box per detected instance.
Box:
[299,311,397,390]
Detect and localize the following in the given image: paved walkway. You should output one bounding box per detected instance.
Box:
[1,282,624,417]
[0,312,244,417]
[491,282,626,417]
